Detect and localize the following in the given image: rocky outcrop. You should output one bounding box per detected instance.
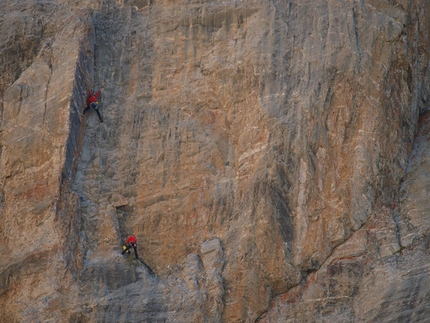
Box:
[0,2,94,321]
[1,0,430,322]
[258,110,430,323]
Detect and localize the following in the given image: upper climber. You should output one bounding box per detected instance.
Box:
[83,90,103,122]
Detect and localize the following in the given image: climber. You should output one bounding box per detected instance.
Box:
[83,90,103,122]
[122,234,139,259]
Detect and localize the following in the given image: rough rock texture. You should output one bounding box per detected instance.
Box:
[1,0,430,322]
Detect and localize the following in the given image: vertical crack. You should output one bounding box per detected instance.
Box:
[391,194,403,252]
[42,40,54,128]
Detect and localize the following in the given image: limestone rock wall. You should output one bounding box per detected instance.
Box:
[0,1,95,321]
[258,111,430,323]
[1,0,430,322]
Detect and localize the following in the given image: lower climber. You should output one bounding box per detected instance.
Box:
[122,234,138,259]
[83,90,103,122]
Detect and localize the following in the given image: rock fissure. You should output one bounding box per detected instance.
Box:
[42,50,53,129]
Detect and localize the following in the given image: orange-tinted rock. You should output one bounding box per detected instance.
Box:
[1,0,430,322]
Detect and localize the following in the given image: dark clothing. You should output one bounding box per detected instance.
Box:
[122,242,138,259]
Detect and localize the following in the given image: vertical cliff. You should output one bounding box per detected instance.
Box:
[1,0,430,322]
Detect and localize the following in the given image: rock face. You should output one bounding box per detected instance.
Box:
[1,0,430,322]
